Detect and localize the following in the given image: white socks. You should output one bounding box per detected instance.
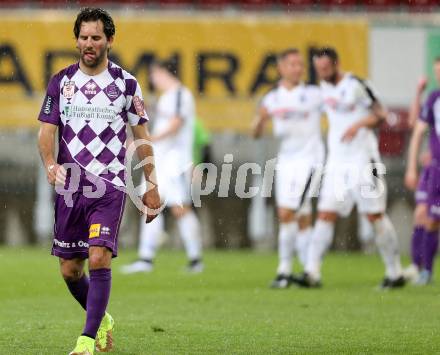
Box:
[138,213,164,261]
[177,211,203,261]
[138,211,203,261]
[372,215,402,280]
[277,221,298,275]
[305,220,335,280]
[297,214,402,282]
[296,227,311,267]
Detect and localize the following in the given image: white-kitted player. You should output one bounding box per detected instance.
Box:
[252,48,324,288]
[122,60,203,273]
[298,47,405,289]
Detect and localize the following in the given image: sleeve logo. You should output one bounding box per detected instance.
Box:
[43,96,53,115]
[133,95,146,118]
[89,223,101,239]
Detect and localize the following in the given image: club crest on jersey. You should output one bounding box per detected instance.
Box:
[63,81,75,99]
[133,95,146,117]
[104,82,121,100]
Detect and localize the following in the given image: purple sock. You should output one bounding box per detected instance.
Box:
[411,226,425,267]
[422,230,439,273]
[65,273,89,310]
[82,268,111,339]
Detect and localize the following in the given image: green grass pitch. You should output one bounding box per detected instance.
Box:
[1,247,439,354]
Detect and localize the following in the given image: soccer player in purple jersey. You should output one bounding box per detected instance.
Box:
[405,58,440,285]
[37,8,160,355]
[403,76,430,283]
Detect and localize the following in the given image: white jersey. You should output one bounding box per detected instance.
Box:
[261,83,324,162]
[152,85,195,170]
[320,73,381,163]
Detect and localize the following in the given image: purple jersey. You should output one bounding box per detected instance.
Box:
[420,89,440,166]
[38,61,148,187]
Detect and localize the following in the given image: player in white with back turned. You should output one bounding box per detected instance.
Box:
[253,48,324,288]
[298,47,405,289]
[122,60,203,274]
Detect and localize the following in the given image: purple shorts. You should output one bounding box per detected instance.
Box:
[415,167,429,204]
[421,165,440,221]
[52,187,126,259]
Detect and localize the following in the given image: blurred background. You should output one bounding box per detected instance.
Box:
[0,0,438,255]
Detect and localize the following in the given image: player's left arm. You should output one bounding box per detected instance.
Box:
[342,79,386,142]
[131,123,161,223]
[126,76,161,223]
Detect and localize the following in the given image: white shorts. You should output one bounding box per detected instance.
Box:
[317,160,387,217]
[140,162,192,207]
[159,170,192,207]
[275,158,320,212]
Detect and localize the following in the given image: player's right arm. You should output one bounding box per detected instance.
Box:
[252,106,270,139]
[37,74,66,186]
[408,77,427,129]
[38,123,66,185]
[405,120,428,190]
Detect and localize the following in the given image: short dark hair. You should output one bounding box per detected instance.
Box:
[150,59,178,78]
[278,48,300,62]
[314,47,339,64]
[74,7,115,40]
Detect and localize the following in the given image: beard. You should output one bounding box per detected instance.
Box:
[80,47,107,69]
[326,71,339,84]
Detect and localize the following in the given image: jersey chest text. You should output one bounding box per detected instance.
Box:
[324,87,356,113]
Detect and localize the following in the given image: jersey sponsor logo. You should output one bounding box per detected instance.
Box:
[53,238,89,248]
[53,238,70,248]
[272,108,309,120]
[43,95,53,115]
[63,81,75,99]
[89,223,101,238]
[63,105,118,122]
[324,97,355,113]
[78,240,89,248]
[133,95,146,117]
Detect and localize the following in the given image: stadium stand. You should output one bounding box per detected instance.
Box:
[0,0,438,10]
